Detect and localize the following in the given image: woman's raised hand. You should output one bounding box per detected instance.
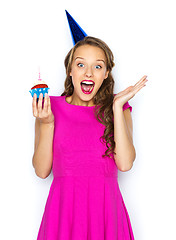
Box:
[32,93,54,124]
[113,75,148,110]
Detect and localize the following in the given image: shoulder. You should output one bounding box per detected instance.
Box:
[49,95,62,99]
[49,95,63,102]
[49,95,63,112]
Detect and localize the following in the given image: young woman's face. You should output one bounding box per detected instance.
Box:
[70,45,109,101]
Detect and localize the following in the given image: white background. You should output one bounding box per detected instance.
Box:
[0,0,176,239]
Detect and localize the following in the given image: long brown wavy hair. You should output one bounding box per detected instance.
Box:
[61,36,116,160]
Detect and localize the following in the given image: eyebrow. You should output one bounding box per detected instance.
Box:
[75,57,105,64]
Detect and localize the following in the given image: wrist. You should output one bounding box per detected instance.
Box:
[113,101,123,112]
[40,122,54,133]
[39,121,54,135]
[40,120,54,126]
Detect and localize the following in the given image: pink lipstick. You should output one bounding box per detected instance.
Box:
[80,80,95,94]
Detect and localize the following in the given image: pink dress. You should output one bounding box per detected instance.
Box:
[37,95,134,240]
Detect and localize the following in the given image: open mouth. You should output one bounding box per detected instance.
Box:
[80,80,95,94]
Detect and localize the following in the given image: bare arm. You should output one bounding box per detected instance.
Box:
[32,118,54,179]
[113,106,136,172]
[32,93,55,179]
[33,117,40,154]
[113,75,148,171]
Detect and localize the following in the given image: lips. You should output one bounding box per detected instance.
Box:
[80,80,95,94]
[80,80,95,85]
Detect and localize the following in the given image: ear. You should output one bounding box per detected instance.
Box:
[105,70,109,79]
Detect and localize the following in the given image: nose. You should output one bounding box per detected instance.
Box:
[85,66,93,78]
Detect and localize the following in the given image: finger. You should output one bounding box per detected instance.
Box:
[134,75,147,88]
[134,80,146,90]
[38,93,43,114]
[32,93,38,117]
[116,86,133,96]
[133,82,147,95]
[134,78,146,88]
[133,79,147,91]
[43,93,48,113]
[123,86,133,92]
[47,95,52,114]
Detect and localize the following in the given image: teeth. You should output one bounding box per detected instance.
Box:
[81,81,94,85]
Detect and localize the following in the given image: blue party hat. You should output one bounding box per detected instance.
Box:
[65,10,87,45]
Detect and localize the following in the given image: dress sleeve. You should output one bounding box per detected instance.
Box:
[123,101,132,112]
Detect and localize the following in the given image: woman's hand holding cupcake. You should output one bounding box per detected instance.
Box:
[32,93,54,124]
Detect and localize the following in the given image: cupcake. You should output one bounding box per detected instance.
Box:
[29,72,50,102]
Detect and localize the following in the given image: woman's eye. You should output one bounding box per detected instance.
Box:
[78,63,84,67]
[95,65,102,69]
[77,63,102,69]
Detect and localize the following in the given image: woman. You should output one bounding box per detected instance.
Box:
[32,36,148,239]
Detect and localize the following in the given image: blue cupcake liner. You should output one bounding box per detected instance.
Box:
[29,87,50,98]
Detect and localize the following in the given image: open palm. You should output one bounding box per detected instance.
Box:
[113,75,148,110]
